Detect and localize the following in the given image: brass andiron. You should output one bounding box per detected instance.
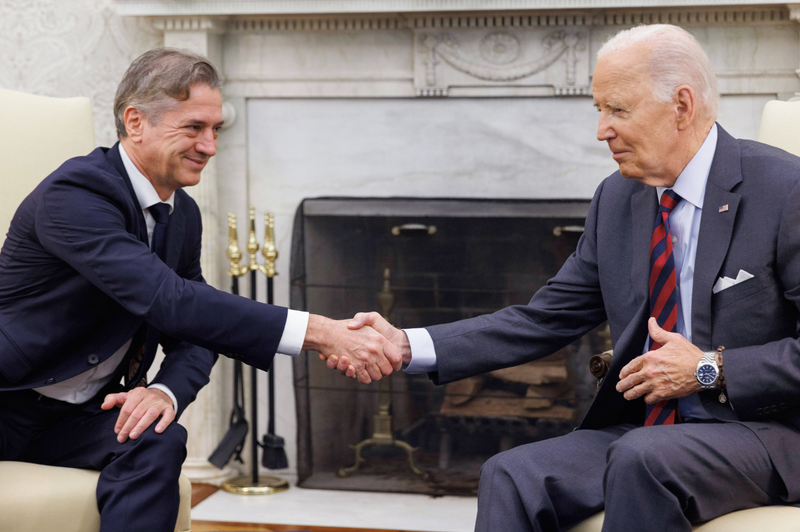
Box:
[337,268,428,480]
[222,207,290,496]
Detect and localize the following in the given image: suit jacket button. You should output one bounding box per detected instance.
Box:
[45,378,55,385]
[88,354,100,365]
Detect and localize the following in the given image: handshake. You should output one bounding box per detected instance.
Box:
[303,312,409,384]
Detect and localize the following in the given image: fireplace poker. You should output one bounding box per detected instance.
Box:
[259,212,289,471]
[208,213,249,469]
[247,207,260,485]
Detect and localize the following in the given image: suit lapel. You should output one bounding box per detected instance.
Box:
[631,184,658,307]
[582,184,657,428]
[165,193,185,270]
[107,143,148,245]
[691,125,742,349]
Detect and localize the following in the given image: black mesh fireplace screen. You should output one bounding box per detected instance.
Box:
[290,197,607,495]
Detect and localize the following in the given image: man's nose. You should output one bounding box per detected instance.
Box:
[597,115,616,142]
[196,129,217,157]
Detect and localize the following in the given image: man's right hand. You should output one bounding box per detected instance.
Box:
[323,312,412,379]
[303,314,402,384]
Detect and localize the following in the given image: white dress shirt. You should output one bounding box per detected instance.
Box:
[403,125,720,420]
[35,143,309,408]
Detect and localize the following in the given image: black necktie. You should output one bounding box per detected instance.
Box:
[149,203,170,261]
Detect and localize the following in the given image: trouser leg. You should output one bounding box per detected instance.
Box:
[475,424,634,532]
[602,422,784,532]
[19,394,187,532]
[0,390,76,460]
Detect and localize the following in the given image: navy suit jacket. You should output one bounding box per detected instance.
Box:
[426,126,800,499]
[0,144,287,416]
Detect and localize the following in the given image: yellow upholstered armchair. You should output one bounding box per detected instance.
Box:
[0,88,191,532]
[565,98,800,532]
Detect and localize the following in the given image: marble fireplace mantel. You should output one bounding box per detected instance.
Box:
[115,1,800,100]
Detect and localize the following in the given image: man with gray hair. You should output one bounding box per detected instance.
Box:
[0,48,399,531]
[345,24,800,530]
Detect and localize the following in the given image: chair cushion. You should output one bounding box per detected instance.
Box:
[0,461,191,532]
[564,506,800,532]
[693,506,800,532]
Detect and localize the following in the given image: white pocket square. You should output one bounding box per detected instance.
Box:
[712,269,754,294]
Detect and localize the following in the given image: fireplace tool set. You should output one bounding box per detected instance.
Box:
[209,207,289,495]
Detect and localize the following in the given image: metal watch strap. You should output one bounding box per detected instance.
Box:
[696,351,719,390]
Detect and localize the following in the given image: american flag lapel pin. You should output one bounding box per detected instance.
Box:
[719,204,729,213]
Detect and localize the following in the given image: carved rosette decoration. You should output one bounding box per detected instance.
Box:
[480,32,521,65]
[415,28,589,97]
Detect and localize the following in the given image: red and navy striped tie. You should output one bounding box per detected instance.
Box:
[644,189,682,426]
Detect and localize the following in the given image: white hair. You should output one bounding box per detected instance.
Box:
[597,24,719,120]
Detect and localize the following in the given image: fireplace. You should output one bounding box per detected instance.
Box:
[110,0,798,488]
[290,197,607,495]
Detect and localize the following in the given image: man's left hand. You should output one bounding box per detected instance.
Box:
[616,317,703,403]
[101,387,175,443]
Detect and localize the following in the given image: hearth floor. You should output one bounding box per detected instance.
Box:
[191,482,477,532]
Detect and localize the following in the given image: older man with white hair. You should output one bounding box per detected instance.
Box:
[344,24,800,531]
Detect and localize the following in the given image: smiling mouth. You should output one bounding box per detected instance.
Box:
[185,156,207,168]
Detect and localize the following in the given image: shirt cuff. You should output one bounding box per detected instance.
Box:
[277,310,310,356]
[148,383,178,412]
[403,328,438,373]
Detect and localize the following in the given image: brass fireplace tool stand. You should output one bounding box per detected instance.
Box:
[221,207,290,495]
[337,269,428,480]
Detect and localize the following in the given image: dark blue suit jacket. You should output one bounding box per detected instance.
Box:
[426,126,800,499]
[0,144,287,416]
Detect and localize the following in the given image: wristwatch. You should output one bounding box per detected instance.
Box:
[695,351,720,390]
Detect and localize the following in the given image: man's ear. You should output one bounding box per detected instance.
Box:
[123,106,146,142]
[674,86,697,131]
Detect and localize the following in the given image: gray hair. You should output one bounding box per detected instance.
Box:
[114,48,222,139]
[597,24,719,120]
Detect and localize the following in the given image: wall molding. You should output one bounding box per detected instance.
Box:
[227,15,404,31]
[151,16,228,33]
[147,5,795,36]
[407,6,793,29]
[115,0,798,16]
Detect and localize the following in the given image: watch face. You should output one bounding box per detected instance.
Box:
[697,364,718,385]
